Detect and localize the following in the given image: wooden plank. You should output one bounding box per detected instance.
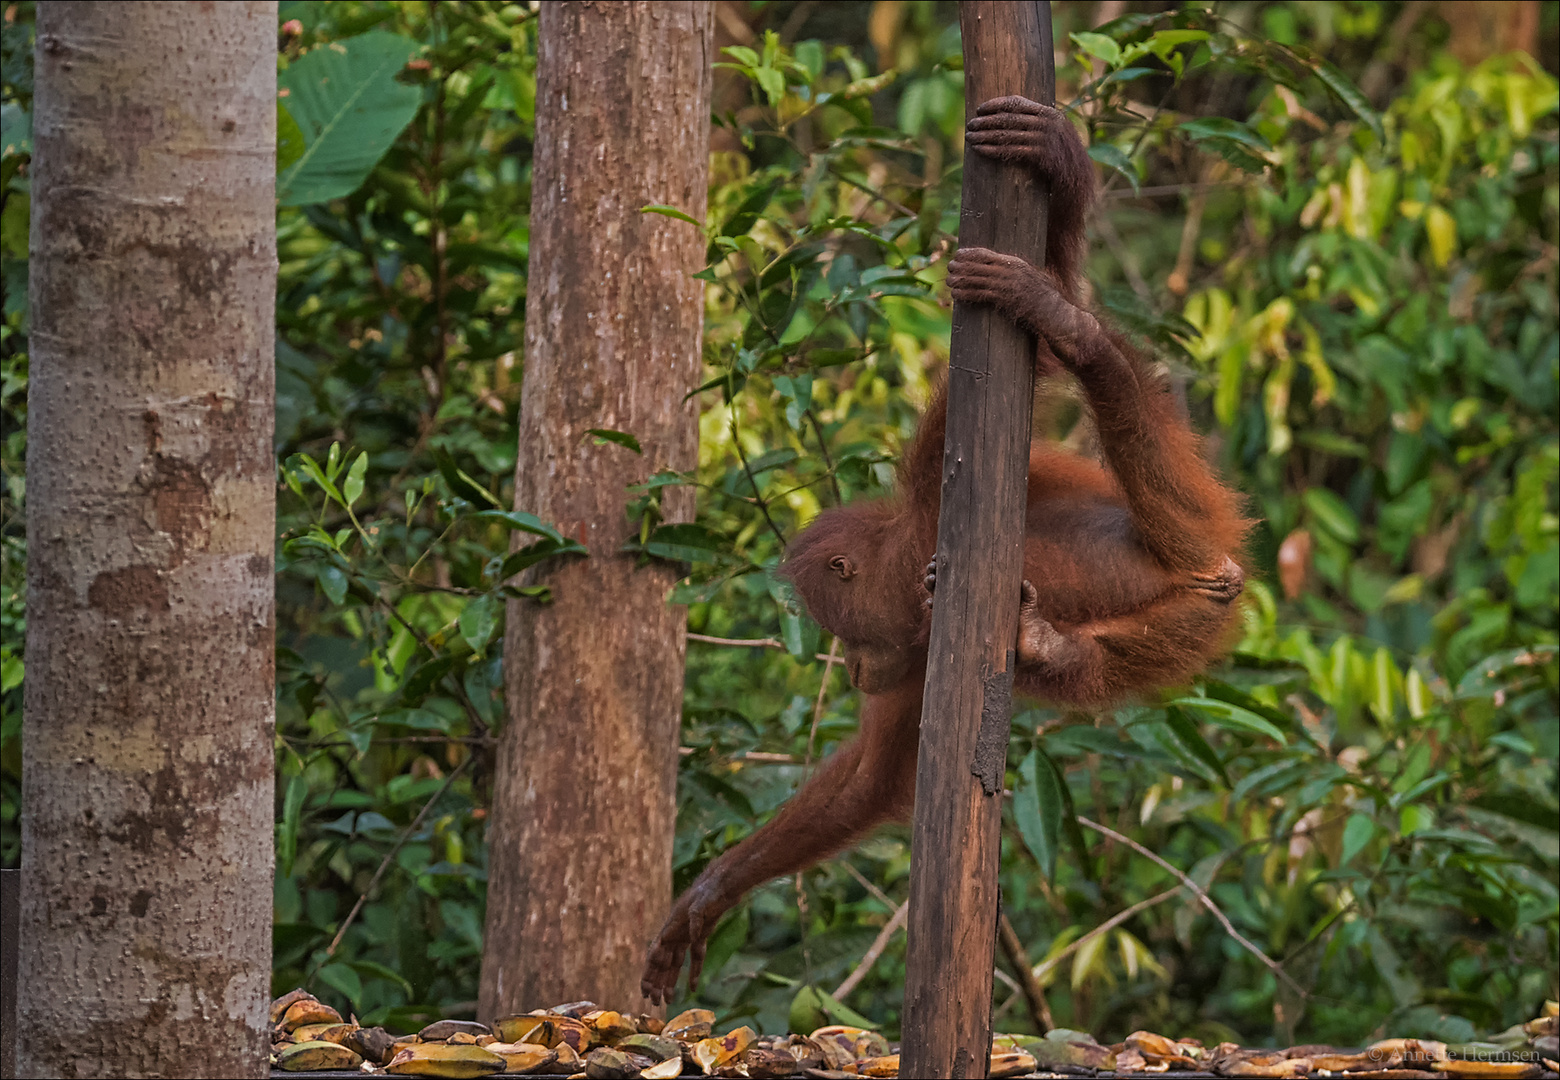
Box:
[900,3,1055,1076]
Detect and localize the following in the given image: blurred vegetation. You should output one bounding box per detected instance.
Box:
[1,0,1555,1048]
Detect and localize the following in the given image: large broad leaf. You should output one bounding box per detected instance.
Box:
[1015,747,1065,880]
[277,31,422,206]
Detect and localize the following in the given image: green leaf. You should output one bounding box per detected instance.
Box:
[1303,487,1361,545]
[1340,812,1376,866]
[498,538,587,580]
[639,203,702,227]
[468,510,566,543]
[316,962,363,1006]
[378,707,453,733]
[294,453,343,504]
[343,451,368,507]
[1165,707,1232,786]
[278,775,307,877]
[0,650,22,694]
[1276,43,1384,143]
[1425,205,1457,268]
[1148,29,1211,53]
[458,593,498,656]
[318,564,349,606]
[709,178,780,262]
[347,959,414,998]
[0,103,31,156]
[788,985,880,1034]
[1071,31,1122,67]
[773,373,814,430]
[587,428,642,453]
[1177,117,1273,153]
[1015,748,1064,879]
[277,31,423,206]
[642,523,723,564]
[754,65,786,106]
[276,102,305,173]
[1455,644,1558,698]
[1170,697,1287,742]
[1087,143,1139,194]
[696,906,750,992]
[433,447,502,507]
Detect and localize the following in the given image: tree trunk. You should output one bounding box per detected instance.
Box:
[1438,1,1540,64]
[479,0,713,1015]
[901,3,1053,1076]
[20,4,276,1077]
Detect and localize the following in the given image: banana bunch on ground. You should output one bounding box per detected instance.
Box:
[266,990,1559,1079]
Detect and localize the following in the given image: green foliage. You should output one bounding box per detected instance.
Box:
[267,1,540,1027]
[277,30,423,205]
[0,0,1553,1050]
[0,1,30,869]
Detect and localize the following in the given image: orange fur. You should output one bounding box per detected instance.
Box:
[644,96,1251,1004]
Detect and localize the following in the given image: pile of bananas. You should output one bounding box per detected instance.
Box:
[267,989,1558,1079]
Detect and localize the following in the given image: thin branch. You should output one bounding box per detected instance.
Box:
[1030,883,1183,983]
[288,734,496,750]
[1075,816,1308,998]
[319,754,473,964]
[806,407,844,507]
[1102,180,1241,201]
[730,415,789,551]
[677,747,801,764]
[688,631,786,649]
[838,859,895,912]
[686,632,839,664]
[806,636,842,771]
[998,911,1055,1033]
[1099,83,1177,199]
[1093,212,1152,301]
[832,901,909,1001]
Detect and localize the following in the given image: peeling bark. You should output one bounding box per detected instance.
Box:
[20,3,277,1076]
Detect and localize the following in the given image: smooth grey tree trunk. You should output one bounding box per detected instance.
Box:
[480,0,714,1015]
[20,3,277,1076]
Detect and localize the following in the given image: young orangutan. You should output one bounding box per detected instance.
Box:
[642,96,1250,1004]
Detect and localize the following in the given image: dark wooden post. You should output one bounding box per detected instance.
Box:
[900,3,1054,1076]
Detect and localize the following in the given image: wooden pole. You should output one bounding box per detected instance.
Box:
[901,4,1054,1076]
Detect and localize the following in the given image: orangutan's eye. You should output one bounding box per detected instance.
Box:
[829,555,856,580]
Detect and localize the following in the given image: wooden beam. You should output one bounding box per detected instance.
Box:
[900,3,1054,1076]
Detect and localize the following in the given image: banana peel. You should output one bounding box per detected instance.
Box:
[583,1047,656,1078]
[690,1025,756,1073]
[269,988,314,1026]
[281,997,343,1031]
[276,1039,364,1072]
[811,1025,890,1060]
[386,1041,507,1077]
[856,1054,899,1077]
[484,1040,557,1073]
[287,1021,358,1045]
[617,1034,681,1062]
[583,1009,639,1044]
[347,1025,400,1065]
[989,1049,1039,1078]
[731,1045,801,1078]
[422,1019,494,1041]
[664,1008,717,1043]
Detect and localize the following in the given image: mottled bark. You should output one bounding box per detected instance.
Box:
[20,4,276,1077]
[479,1,713,1015]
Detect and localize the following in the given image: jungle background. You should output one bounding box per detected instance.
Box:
[1,0,1557,1050]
